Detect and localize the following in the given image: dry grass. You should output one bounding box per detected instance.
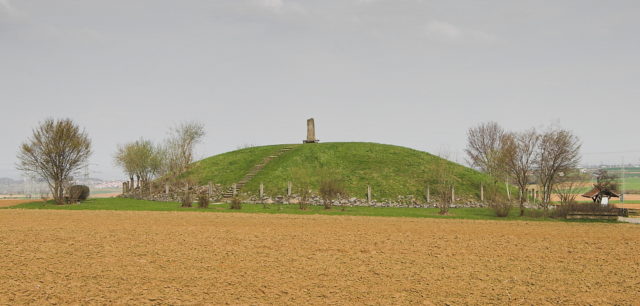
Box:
[1,210,639,304]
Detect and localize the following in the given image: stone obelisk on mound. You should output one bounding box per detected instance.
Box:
[303,118,319,143]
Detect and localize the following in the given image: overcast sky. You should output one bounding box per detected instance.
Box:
[1,0,639,180]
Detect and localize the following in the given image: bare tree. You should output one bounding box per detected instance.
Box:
[593,169,619,192]
[115,139,163,190]
[554,170,587,206]
[465,122,507,180]
[319,169,346,210]
[291,167,313,210]
[114,143,136,190]
[17,119,92,204]
[502,129,539,216]
[433,156,457,215]
[164,121,206,175]
[536,128,581,210]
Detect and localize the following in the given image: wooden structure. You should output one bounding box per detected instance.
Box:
[581,187,619,205]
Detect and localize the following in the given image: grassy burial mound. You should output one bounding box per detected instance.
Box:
[181,142,500,202]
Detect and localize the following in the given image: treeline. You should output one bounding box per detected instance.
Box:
[466,122,581,216]
[114,121,205,190]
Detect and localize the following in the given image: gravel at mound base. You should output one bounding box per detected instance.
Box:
[1,210,639,305]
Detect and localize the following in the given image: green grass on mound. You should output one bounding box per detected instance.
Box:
[181,142,508,201]
[181,144,290,185]
[3,198,619,223]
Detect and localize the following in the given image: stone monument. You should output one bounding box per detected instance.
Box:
[303,118,319,143]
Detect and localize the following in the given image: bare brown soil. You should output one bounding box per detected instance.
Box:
[1,210,639,305]
[0,199,38,208]
[618,194,640,201]
[617,203,640,209]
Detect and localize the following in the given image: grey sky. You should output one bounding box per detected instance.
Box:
[1,0,639,180]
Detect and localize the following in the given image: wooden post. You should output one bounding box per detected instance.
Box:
[506,182,511,201]
[532,188,535,202]
[451,185,455,204]
[480,184,484,202]
[208,181,212,198]
[259,183,264,199]
[519,189,522,203]
[165,183,169,195]
[232,183,237,197]
[122,182,127,194]
[287,181,292,197]
[367,185,372,204]
[426,185,430,203]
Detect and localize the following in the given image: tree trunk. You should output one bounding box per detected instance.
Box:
[53,181,64,204]
[518,186,525,216]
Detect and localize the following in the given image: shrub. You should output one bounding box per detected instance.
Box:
[197,193,209,208]
[290,167,311,210]
[490,201,512,217]
[68,185,90,203]
[524,209,547,218]
[319,177,346,210]
[572,202,618,213]
[550,201,620,219]
[230,197,242,210]
[550,200,575,219]
[297,186,312,211]
[181,192,192,207]
[299,198,309,210]
[486,186,512,217]
[430,184,453,215]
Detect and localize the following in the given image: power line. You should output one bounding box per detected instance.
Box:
[582,150,640,155]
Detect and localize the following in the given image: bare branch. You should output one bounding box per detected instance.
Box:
[536,127,581,209]
[17,119,92,204]
[164,121,206,175]
[465,122,507,180]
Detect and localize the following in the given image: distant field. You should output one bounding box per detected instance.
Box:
[91,188,121,195]
[604,167,640,175]
[90,188,121,198]
[589,167,640,192]
[621,177,640,192]
[0,188,120,200]
[531,173,640,195]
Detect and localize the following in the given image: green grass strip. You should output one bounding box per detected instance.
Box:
[2,198,622,223]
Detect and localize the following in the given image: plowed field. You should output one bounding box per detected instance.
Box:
[1,210,638,304]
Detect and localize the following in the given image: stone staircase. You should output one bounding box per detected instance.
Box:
[222,146,295,199]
